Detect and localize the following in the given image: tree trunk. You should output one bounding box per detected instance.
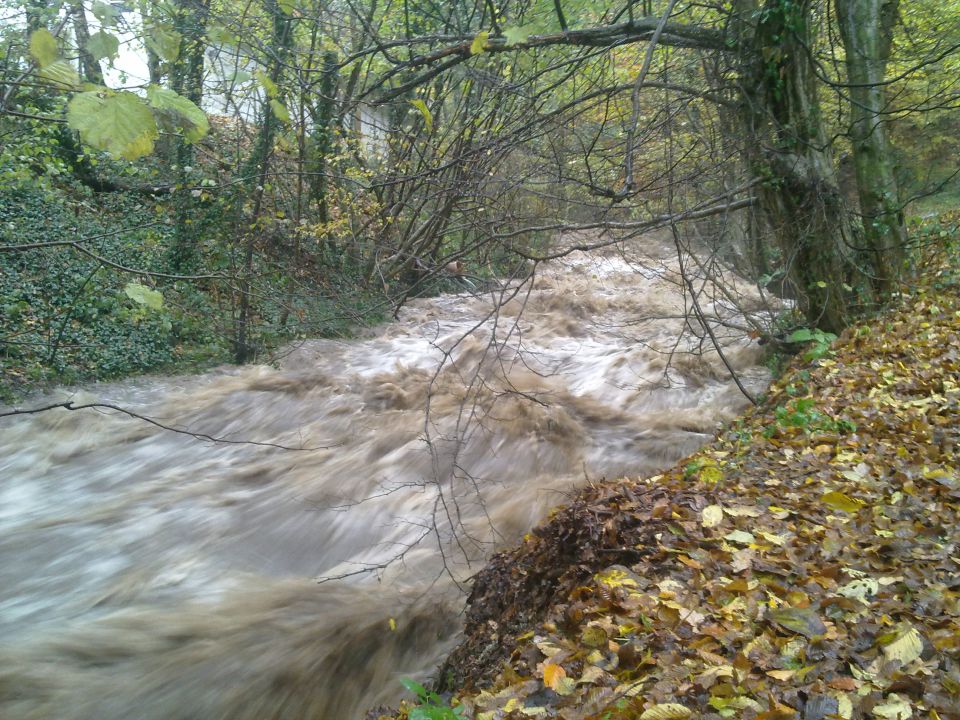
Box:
[234,0,293,363]
[309,51,339,238]
[836,0,905,297]
[168,0,210,272]
[736,0,854,333]
[70,1,103,84]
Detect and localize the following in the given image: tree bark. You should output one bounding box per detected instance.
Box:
[69,1,104,84]
[836,0,905,297]
[168,0,210,272]
[736,0,854,333]
[235,0,293,363]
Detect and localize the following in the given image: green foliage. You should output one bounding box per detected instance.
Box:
[470,31,489,55]
[123,282,164,311]
[763,397,856,438]
[400,679,466,720]
[146,86,210,143]
[28,29,58,67]
[144,23,182,62]
[65,87,208,160]
[786,327,837,361]
[85,31,120,63]
[67,91,160,160]
[502,26,531,45]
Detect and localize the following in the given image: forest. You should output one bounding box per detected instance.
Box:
[0,0,957,396]
[0,1,959,719]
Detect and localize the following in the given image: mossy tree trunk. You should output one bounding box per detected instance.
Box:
[234,0,293,363]
[169,0,210,272]
[735,0,854,333]
[836,0,906,297]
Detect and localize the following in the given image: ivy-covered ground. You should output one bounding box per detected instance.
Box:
[386,262,960,720]
[0,133,386,402]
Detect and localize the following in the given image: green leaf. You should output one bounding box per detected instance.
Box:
[206,25,239,46]
[503,26,530,45]
[67,91,159,160]
[470,31,490,55]
[86,31,120,62]
[29,28,58,67]
[269,99,290,123]
[146,86,209,143]
[145,24,182,63]
[256,71,279,98]
[768,607,827,638]
[92,1,121,25]
[38,60,80,89]
[124,283,164,310]
[787,328,815,343]
[278,0,296,14]
[400,678,428,698]
[409,99,433,133]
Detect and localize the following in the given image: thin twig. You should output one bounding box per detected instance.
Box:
[0,401,336,450]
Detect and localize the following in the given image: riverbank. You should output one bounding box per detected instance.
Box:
[385,259,960,719]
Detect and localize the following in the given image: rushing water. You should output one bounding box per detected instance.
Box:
[0,241,770,719]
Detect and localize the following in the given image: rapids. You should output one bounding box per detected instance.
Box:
[0,240,771,719]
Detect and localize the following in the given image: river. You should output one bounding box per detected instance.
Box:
[0,240,770,719]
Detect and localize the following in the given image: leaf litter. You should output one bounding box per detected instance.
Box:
[380,272,960,720]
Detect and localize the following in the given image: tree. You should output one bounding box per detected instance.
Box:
[350,0,946,332]
[836,0,906,296]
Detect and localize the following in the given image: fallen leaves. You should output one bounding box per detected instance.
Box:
[417,278,960,720]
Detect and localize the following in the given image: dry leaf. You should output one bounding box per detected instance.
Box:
[639,703,693,720]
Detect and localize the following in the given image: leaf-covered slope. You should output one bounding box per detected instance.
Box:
[395,272,960,720]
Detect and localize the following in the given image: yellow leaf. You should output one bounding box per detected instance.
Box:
[821,491,866,513]
[696,665,734,686]
[535,639,563,657]
[580,625,608,648]
[543,663,567,690]
[724,530,755,545]
[872,693,912,720]
[701,504,724,528]
[519,706,549,717]
[882,626,924,665]
[699,465,723,483]
[388,617,397,631]
[766,669,796,681]
[595,566,641,588]
[578,665,609,685]
[409,99,433,133]
[835,692,853,720]
[758,531,787,546]
[837,577,878,602]
[554,677,577,696]
[639,703,693,720]
[470,31,489,54]
[724,505,763,517]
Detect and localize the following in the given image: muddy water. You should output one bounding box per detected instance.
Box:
[0,244,769,719]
